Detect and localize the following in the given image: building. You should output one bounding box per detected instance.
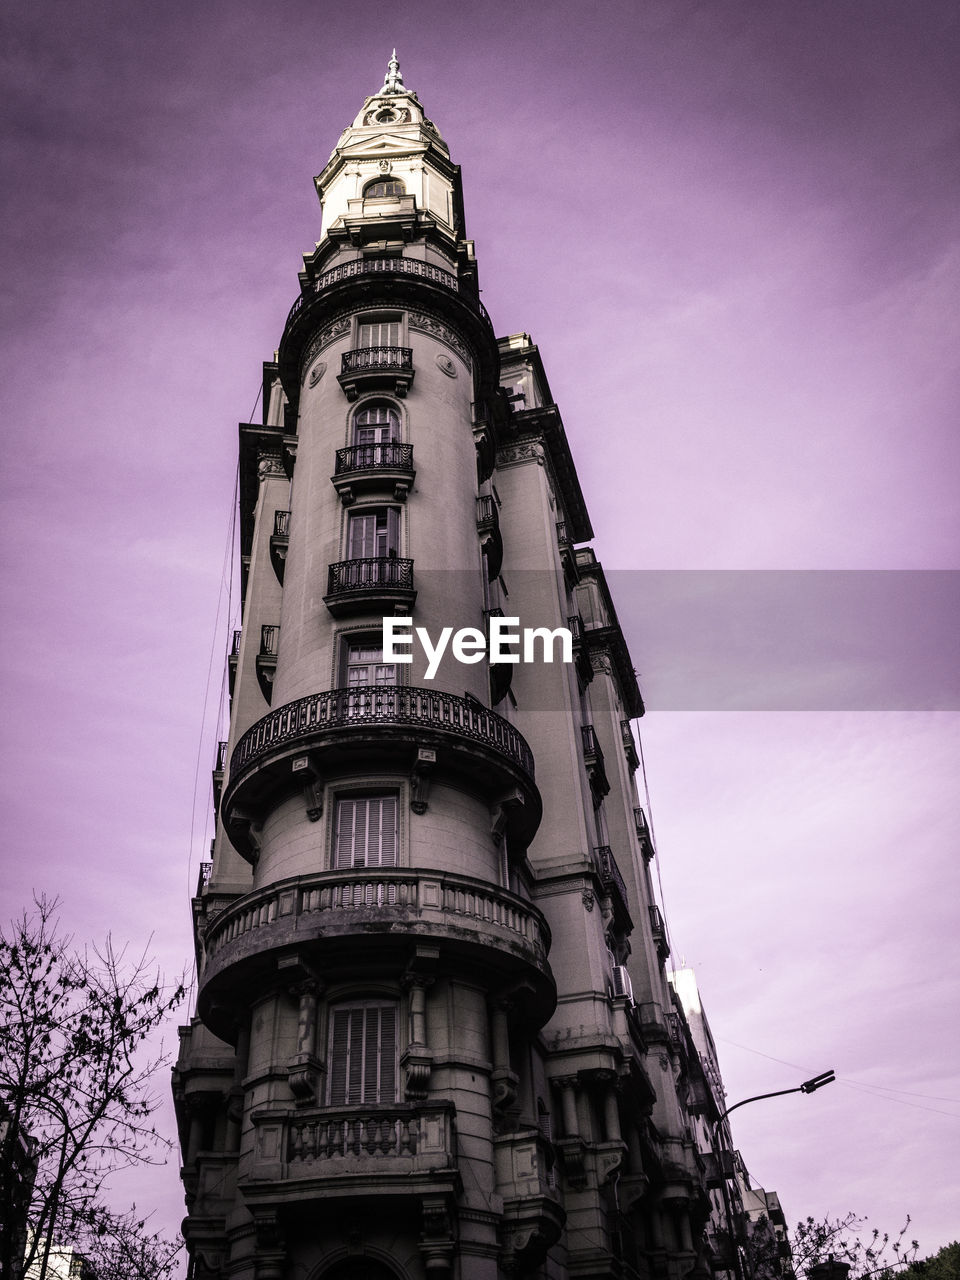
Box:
[669,970,791,1280]
[174,55,718,1279]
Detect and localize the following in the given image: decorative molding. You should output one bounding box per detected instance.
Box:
[435,352,457,378]
[257,453,285,480]
[307,360,326,387]
[496,441,546,469]
[300,316,351,377]
[409,311,469,364]
[590,648,615,678]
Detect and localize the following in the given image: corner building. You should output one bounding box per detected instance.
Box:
[175,57,712,1280]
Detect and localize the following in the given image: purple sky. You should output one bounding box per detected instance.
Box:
[2,0,958,1265]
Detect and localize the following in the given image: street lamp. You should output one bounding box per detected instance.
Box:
[712,1070,836,1280]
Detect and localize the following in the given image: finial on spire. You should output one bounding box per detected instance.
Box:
[382,50,406,95]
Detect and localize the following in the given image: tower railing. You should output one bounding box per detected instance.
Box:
[230,684,535,778]
[285,256,490,328]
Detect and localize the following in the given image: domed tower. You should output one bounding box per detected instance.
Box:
[175,56,710,1280]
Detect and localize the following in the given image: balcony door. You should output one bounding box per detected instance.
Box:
[344,641,397,716]
[358,316,401,348]
[328,1001,398,1105]
[353,403,399,446]
[347,508,399,560]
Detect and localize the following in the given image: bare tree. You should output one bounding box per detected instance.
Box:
[789,1212,921,1279]
[0,896,185,1280]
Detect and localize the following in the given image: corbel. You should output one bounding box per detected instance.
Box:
[291,753,323,821]
[490,787,524,847]
[411,746,436,815]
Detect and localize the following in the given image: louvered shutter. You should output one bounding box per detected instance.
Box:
[328,1003,398,1104]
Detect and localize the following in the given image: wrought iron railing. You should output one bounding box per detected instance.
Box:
[273,509,290,537]
[567,614,584,641]
[581,724,604,763]
[476,494,498,531]
[556,520,570,546]
[285,256,490,329]
[334,442,414,474]
[215,740,228,771]
[341,346,413,374]
[229,685,535,779]
[594,846,629,910]
[230,629,242,658]
[259,625,279,656]
[326,557,414,596]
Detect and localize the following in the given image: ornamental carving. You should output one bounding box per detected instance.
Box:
[496,441,546,469]
[409,311,470,364]
[300,316,351,377]
[306,360,326,387]
[436,352,457,377]
[590,648,614,678]
[257,454,286,480]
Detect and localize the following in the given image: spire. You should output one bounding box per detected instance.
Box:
[382,50,407,95]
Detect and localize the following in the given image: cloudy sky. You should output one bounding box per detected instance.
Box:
[2,0,958,1266]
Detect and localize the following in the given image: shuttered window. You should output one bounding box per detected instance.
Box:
[334,795,399,869]
[328,1002,398,1105]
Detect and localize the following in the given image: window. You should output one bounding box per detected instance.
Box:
[328,1001,398,1105]
[344,640,397,689]
[358,315,402,347]
[363,179,405,199]
[353,403,399,446]
[334,794,398,869]
[347,507,399,559]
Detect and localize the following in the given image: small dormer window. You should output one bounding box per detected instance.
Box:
[363,178,405,199]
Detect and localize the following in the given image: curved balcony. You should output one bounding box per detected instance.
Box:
[285,256,489,331]
[337,345,414,400]
[244,1102,459,1206]
[198,869,554,1034]
[323,556,416,616]
[278,256,499,418]
[219,684,541,859]
[332,442,415,505]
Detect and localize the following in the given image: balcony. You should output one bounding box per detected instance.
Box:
[580,724,609,798]
[220,685,541,861]
[199,869,553,1036]
[269,510,289,584]
[567,614,593,685]
[634,806,654,861]
[337,345,414,400]
[484,607,512,705]
[323,556,416,616]
[620,719,639,772]
[245,1102,458,1204]
[255,625,279,703]
[227,629,241,697]
[649,904,670,962]
[285,256,489,330]
[212,741,228,815]
[593,846,632,932]
[556,520,578,586]
[476,494,503,582]
[332,442,415,505]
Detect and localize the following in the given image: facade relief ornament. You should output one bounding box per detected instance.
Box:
[590,648,614,678]
[300,316,351,378]
[307,360,326,388]
[435,352,457,378]
[409,311,470,364]
[496,441,546,469]
[257,453,286,480]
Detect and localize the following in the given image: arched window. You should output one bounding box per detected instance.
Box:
[353,403,399,445]
[363,178,405,199]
